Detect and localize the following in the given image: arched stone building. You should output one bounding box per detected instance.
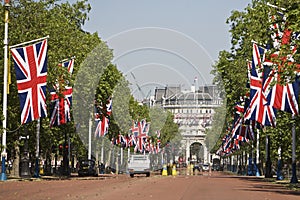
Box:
[153,84,222,164]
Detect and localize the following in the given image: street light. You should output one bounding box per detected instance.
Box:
[19,135,31,178]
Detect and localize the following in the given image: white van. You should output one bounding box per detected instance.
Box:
[128,154,151,177]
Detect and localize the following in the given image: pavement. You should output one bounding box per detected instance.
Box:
[1,171,299,200]
[4,173,118,182]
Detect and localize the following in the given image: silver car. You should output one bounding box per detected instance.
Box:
[202,163,210,172]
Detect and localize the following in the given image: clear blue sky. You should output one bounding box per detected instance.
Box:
[69,0,251,99]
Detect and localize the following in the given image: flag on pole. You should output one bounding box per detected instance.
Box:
[130,121,139,136]
[94,115,109,137]
[244,43,276,127]
[264,7,300,115]
[106,97,112,116]
[264,64,300,115]
[49,58,75,127]
[136,119,149,152]
[11,39,48,124]
[49,86,73,127]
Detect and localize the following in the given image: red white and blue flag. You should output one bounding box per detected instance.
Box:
[136,120,147,153]
[94,115,109,137]
[106,97,112,116]
[49,58,74,127]
[129,134,137,147]
[264,64,300,115]
[49,86,73,127]
[244,43,276,127]
[130,121,139,137]
[11,39,48,124]
[264,10,300,115]
[59,58,74,74]
[231,117,255,148]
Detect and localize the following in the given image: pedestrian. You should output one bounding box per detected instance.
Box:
[8,159,13,174]
[99,163,105,174]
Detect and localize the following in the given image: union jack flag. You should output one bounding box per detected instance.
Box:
[130,121,139,137]
[134,119,149,153]
[106,97,112,116]
[156,140,161,154]
[50,58,74,127]
[119,134,127,147]
[231,117,255,149]
[59,58,74,74]
[129,134,137,147]
[94,115,109,137]
[156,130,161,138]
[49,86,73,127]
[244,43,276,126]
[222,135,233,155]
[264,10,300,115]
[11,39,48,124]
[269,11,286,50]
[265,67,300,115]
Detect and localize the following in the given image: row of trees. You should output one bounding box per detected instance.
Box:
[0,0,180,173]
[210,0,300,173]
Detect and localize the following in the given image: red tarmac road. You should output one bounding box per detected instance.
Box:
[0,172,299,200]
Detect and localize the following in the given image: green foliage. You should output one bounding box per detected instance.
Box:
[0,0,107,159]
[206,104,227,153]
[212,0,300,163]
[160,111,181,146]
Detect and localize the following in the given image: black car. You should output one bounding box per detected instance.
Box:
[78,160,98,177]
[212,164,221,171]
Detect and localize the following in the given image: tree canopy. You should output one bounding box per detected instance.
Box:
[211,0,300,163]
[0,0,179,162]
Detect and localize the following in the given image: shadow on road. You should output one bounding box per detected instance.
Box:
[210,172,300,197]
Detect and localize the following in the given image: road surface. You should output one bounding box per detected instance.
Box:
[0,172,299,200]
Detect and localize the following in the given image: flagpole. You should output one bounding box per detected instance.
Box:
[265,133,272,178]
[9,35,49,49]
[88,115,92,160]
[255,129,260,176]
[33,118,40,178]
[266,2,286,11]
[1,0,10,182]
[60,56,76,63]
[101,138,104,164]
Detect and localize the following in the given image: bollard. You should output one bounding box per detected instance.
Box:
[190,164,194,176]
[162,164,168,176]
[187,164,190,175]
[172,165,177,176]
[39,166,44,175]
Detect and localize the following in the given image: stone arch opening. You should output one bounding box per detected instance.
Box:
[189,142,204,163]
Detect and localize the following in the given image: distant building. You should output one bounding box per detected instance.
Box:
[152,84,222,164]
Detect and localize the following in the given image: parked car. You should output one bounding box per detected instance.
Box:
[202,163,210,172]
[78,159,98,177]
[212,164,221,171]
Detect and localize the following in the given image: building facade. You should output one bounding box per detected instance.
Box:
[152,84,222,164]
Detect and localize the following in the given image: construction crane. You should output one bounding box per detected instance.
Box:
[130,72,146,100]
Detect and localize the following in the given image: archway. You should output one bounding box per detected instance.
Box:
[189,142,204,163]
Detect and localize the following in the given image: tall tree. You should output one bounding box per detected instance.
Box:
[212,0,300,163]
[0,0,111,164]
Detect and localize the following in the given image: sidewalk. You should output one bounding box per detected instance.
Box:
[4,173,118,182]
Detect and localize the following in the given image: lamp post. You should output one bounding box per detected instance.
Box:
[265,134,272,178]
[1,0,10,182]
[19,135,31,178]
[290,116,298,183]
